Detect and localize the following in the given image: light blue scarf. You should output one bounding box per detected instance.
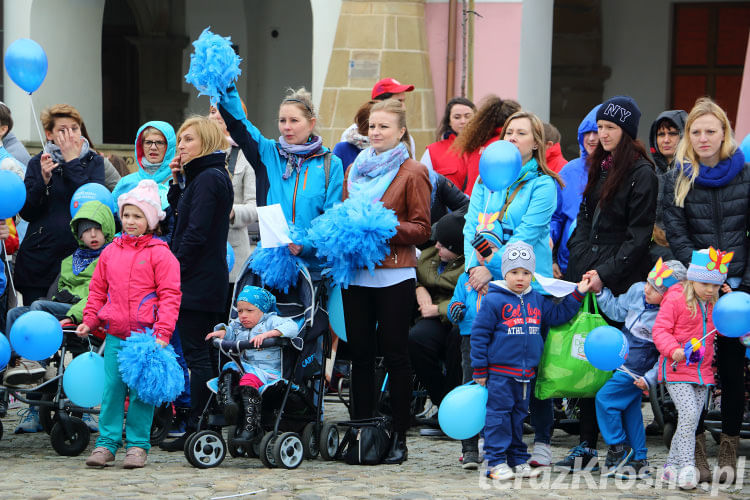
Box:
[347,142,409,203]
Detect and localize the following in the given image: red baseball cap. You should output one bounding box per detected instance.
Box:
[371,78,415,100]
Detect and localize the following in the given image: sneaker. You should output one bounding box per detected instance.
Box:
[167,418,186,438]
[553,442,599,472]
[602,443,632,477]
[3,359,45,387]
[514,463,542,478]
[14,407,43,434]
[487,463,514,480]
[677,466,698,490]
[529,442,552,467]
[645,421,661,436]
[82,413,99,433]
[462,450,480,470]
[615,458,652,480]
[661,464,679,485]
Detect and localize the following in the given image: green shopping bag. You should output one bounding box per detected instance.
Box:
[534,293,613,399]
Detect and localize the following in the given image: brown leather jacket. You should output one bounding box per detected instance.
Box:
[343,158,432,269]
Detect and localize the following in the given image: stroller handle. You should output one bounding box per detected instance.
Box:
[212,337,298,353]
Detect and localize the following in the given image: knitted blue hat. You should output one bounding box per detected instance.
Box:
[686,248,733,285]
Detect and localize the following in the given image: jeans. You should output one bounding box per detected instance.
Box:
[5,300,72,358]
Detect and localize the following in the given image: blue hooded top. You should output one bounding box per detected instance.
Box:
[550,104,600,273]
[112,121,177,210]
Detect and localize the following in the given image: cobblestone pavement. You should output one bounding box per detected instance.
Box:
[0,399,747,499]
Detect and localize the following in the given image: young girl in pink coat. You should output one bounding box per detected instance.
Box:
[77,179,181,469]
[652,247,732,489]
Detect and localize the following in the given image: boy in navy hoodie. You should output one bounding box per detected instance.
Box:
[472,241,590,480]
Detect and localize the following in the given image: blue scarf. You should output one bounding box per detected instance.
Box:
[71,246,106,275]
[347,142,409,203]
[278,135,323,180]
[679,150,746,188]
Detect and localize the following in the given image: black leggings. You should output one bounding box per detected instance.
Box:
[342,279,415,433]
[176,308,223,432]
[717,335,746,436]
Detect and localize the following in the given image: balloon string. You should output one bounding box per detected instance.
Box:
[28,93,47,154]
[617,365,639,381]
[1,240,16,300]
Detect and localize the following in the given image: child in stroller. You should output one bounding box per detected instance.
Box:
[205,286,299,447]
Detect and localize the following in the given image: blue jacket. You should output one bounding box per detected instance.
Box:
[216,312,299,373]
[471,282,583,380]
[447,272,484,335]
[16,149,105,289]
[550,105,600,273]
[219,87,344,272]
[113,121,177,210]
[597,282,661,378]
[463,159,557,280]
[168,152,233,312]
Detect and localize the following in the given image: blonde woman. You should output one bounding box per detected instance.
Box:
[663,96,750,483]
[160,116,233,451]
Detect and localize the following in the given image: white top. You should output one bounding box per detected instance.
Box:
[350,267,416,288]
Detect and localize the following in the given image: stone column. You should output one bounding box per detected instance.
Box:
[317,0,436,155]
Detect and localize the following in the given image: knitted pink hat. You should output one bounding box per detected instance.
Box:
[117,179,165,230]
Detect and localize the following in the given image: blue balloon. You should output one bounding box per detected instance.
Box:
[0,334,10,370]
[9,311,63,361]
[226,242,235,270]
[438,383,488,440]
[327,284,347,342]
[584,326,629,371]
[0,170,26,219]
[63,352,105,408]
[713,291,750,338]
[478,140,523,192]
[71,183,116,217]
[4,38,48,93]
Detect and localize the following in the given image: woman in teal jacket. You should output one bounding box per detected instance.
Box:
[112,121,176,211]
[218,86,343,273]
[463,110,562,287]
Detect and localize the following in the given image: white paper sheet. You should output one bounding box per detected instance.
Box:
[533,273,578,297]
[257,204,292,248]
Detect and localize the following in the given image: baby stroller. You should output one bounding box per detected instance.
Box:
[182,264,335,469]
[0,327,170,455]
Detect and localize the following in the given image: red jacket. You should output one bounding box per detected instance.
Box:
[426,135,467,189]
[83,234,181,343]
[652,283,715,385]
[463,128,503,196]
[2,218,18,255]
[545,142,567,173]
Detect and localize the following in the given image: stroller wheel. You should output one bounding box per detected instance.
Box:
[302,422,319,459]
[184,430,226,469]
[259,431,277,468]
[272,432,304,469]
[663,422,675,449]
[150,404,172,446]
[50,417,90,456]
[318,423,339,461]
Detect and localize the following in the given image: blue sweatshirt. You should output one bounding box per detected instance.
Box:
[215,312,299,373]
[447,272,484,336]
[471,281,583,381]
[597,282,661,382]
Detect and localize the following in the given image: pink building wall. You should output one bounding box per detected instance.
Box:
[735,31,750,141]
[425,1,522,125]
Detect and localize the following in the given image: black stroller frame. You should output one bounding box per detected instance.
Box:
[182,264,338,469]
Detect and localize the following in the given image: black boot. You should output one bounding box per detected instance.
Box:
[218,370,240,424]
[231,386,261,444]
[383,431,408,464]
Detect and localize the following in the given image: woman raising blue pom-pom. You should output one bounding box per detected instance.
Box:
[339,99,431,465]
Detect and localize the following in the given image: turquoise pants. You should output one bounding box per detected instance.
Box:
[96,335,154,454]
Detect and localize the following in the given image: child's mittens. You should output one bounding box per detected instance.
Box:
[449,301,467,323]
[471,233,493,259]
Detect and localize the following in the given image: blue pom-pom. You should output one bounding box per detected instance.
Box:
[185,27,242,105]
[248,224,305,293]
[117,330,185,406]
[307,197,398,288]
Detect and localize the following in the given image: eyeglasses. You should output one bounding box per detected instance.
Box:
[144,140,167,148]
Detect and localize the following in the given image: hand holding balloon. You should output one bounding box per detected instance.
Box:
[76,323,91,338]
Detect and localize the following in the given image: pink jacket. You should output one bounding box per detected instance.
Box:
[83,234,181,343]
[652,283,715,385]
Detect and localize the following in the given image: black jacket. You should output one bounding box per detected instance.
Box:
[663,152,750,290]
[430,172,470,225]
[15,151,105,289]
[169,152,233,312]
[565,156,658,295]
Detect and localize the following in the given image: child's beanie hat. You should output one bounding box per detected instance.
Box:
[117,179,165,230]
[432,211,465,255]
[647,258,687,295]
[237,285,278,314]
[686,247,733,285]
[501,241,536,277]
